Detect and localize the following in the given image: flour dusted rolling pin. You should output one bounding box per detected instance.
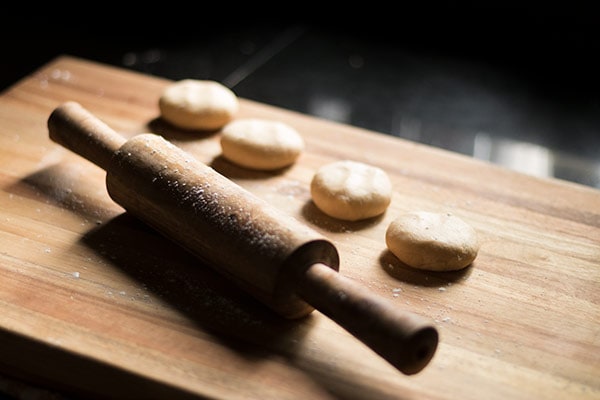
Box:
[47,101,438,375]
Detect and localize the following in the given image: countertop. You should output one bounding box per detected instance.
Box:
[0,54,598,400]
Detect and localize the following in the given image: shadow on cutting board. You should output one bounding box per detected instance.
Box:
[147,117,220,142]
[81,213,411,400]
[380,249,473,286]
[301,201,386,233]
[80,213,307,354]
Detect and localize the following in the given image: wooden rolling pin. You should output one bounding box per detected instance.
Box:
[47,101,439,375]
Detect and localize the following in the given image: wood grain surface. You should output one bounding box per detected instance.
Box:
[1,55,599,400]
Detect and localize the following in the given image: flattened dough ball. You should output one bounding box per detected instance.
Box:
[220,118,304,170]
[159,79,239,130]
[311,160,392,221]
[386,211,479,271]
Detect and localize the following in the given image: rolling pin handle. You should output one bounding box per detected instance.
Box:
[296,263,438,375]
[48,101,126,171]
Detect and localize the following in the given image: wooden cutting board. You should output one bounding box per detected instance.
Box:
[1,56,598,400]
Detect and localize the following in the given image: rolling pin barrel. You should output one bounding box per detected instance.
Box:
[47,101,438,374]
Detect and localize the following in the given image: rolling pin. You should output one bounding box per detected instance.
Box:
[47,101,438,375]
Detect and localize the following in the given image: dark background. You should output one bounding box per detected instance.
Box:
[2,4,600,188]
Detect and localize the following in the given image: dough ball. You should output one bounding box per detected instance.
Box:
[159,79,239,130]
[385,211,479,271]
[310,160,392,221]
[220,118,304,170]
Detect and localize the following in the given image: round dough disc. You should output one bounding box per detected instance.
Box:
[220,118,305,170]
[159,79,239,131]
[385,211,479,271]
[310,160,392,221]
